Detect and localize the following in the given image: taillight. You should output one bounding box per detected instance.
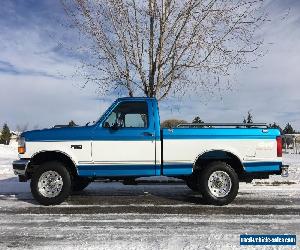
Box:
[276,136,282,157]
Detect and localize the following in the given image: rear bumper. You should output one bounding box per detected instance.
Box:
[12,159,30,176]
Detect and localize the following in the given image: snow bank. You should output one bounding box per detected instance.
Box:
[0,144,18,177]
[283,153,300,165]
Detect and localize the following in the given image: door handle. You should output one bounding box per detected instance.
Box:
[143,132,154,136]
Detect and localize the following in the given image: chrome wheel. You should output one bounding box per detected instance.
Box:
[37,171,63,198]
[208,171,232,198]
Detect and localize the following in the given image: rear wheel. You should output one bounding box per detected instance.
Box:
[30,161,71,206]
[199,161,239,205]
[72,177,91,192]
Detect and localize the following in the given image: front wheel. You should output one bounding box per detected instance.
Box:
[199,161,239,206]
[30,161,72,206]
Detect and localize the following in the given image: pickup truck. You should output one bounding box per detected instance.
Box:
[13,97,288,206]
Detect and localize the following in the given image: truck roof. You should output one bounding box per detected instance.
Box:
[116,97,157,102]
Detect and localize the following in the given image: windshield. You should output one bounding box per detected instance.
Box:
[93,100,118,125]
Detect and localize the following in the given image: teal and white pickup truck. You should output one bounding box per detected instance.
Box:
[13,97,288,206]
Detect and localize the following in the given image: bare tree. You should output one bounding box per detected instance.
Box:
[61,0,268,100]
[161,119,187,128]
[16,123,29,133]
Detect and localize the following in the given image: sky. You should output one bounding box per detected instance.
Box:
[0,0,300,131]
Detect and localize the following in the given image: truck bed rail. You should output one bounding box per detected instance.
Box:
[177,123,268,128]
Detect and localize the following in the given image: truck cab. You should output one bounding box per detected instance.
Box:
[13,97,288,206]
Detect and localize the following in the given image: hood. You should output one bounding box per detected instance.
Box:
[22,126,95,142]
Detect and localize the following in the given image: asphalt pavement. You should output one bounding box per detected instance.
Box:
[0,180,299,249]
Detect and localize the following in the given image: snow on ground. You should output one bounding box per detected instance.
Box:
[0,143,18,178]
[0,212,298,250]
[0,144,299,249]
[283,153,300,165]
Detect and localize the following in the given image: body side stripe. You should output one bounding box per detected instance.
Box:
[163,135,277,140]
[26,136,276,142]
[243,161,282,173]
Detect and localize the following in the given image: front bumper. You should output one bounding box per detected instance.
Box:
[12,159,30,176]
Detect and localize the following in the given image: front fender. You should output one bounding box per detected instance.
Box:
[23,141,92,165]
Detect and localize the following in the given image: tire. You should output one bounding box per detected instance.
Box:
[72,177,91,192]
[30,161,72,206]
[199,161,239,206]
[186,173,199,191]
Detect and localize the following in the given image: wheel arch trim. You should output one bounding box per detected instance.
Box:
[193,149,244,171]
[29,150,79,175]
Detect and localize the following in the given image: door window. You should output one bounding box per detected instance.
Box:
[103,101,148,128]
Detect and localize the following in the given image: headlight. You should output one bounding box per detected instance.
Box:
[18,137,26,154]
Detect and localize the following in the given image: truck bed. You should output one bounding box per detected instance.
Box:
[161,128,281,176]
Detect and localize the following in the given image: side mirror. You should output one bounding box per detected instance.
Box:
[111,122,119,130]
[103,122,110,128]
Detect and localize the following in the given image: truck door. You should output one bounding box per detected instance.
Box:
[91,100,156,176]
